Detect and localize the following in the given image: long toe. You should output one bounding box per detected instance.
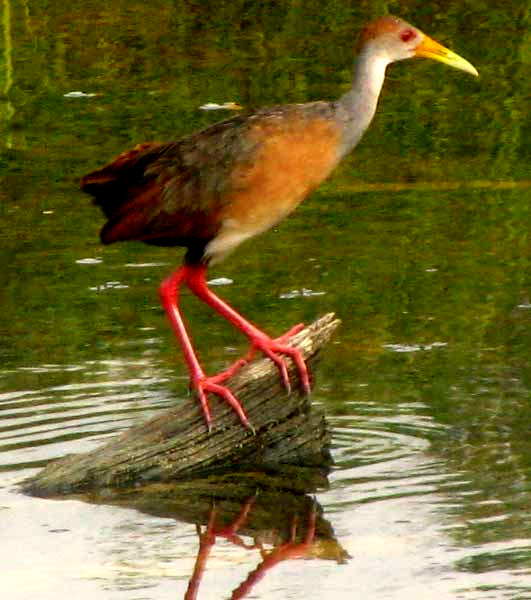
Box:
[208,358,248,384]
[282,345,311,394]
[195,386,213,431]
[260,345,292,393]
[198,378,253,430]
[274,323,306,344]
[252,336,311,395]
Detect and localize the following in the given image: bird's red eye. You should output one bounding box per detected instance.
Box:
[400,29,416,43]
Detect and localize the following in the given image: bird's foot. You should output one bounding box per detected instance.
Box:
[216,323,307,386]
[192,374,253,433]
[189,321,308,431]
[243,323,310,395]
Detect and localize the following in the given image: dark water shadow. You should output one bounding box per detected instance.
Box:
[76,469,349,599]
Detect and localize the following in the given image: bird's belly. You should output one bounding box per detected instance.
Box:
[205,117,340,263]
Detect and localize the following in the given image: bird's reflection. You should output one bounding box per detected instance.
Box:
[85,468,349,599]
[182,490,346,600]
[221,497,318,600]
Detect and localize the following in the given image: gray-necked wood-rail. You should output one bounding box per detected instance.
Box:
[81,16,477,431]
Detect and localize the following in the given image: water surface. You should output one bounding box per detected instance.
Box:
[1,2,530,599]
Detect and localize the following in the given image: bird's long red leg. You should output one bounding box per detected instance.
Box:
[159,267,251,430]
[184,264,310,394]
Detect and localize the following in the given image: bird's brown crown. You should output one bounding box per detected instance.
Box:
[357,15,411,50]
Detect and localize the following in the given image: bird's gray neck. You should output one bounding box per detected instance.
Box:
[335,49,389,158]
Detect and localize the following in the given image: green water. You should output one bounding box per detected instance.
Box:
[1,2,530,599]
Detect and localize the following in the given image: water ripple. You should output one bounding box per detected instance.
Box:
[0,359,172,472]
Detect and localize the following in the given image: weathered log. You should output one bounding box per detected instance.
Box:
[22,313,340,497]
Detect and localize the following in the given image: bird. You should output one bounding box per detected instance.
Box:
[81,16,477,431]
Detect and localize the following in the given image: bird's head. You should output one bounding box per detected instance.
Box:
[358,15,478,76]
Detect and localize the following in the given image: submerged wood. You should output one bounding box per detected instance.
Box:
[23,314,340,497]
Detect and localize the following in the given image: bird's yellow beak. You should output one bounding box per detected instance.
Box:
[415,35,478,76]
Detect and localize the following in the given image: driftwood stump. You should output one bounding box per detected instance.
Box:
[23,313,340,497]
